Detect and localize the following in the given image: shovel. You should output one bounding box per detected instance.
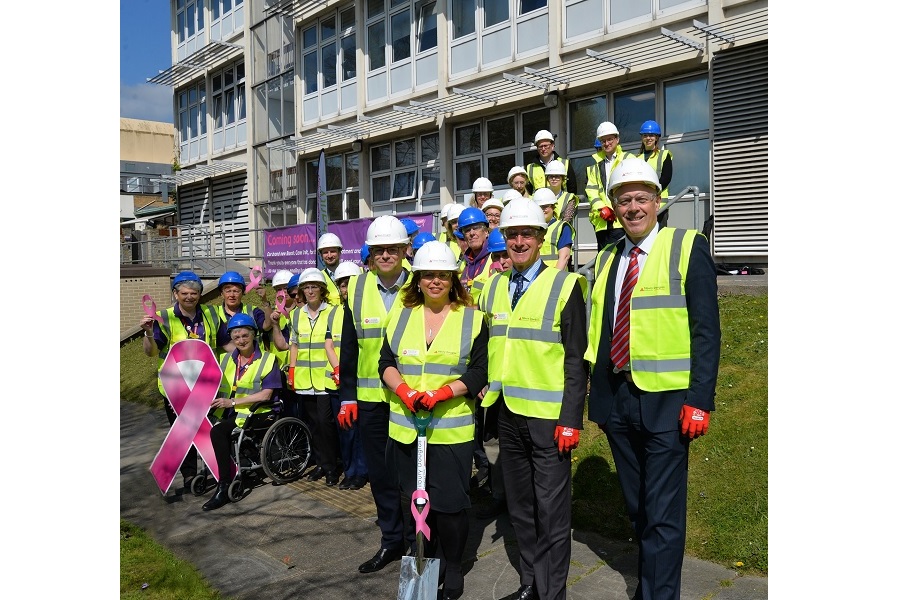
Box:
[397,410,440,600]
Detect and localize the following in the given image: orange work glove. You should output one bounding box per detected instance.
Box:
[680,405,710,439]
[330,365,340,386]
[419,385,454,411]
[396,383,422,413]
[599,206,616,222]
[337,402,358,429]
[287,367,295,389]
[554,425,580,453]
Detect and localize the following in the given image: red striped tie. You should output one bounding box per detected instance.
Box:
[610,246,641,369]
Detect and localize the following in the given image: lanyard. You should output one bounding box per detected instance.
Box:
[178,315,201,339]
[231,355,254,394]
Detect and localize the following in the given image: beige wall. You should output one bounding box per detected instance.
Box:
[120,270,172,337]
[120,118,176,165]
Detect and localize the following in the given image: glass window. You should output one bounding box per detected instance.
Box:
[341,34,356,80]
[368,21,386,69]
[613,86,655,145]
[665,75,709,134]
[610,0,650,25]
[666,138,709,195]
[455,124,481,155]
[422,166,440,196]
[391,11,411,62]
[395,139,416,167]
[393,171,416,198]
[487,116,515,150]
[341,7,355,32]
[488,154,516,184]
[346,153,360,187]
[372,144,391,171]
[521,108,551,146]
[372,175,391,203]
[520,0,547,15]
[418,1,438,52]
[568,96,606,151]
[368,0,385,18]
[421,133,439,162]
[327,194,344,222]
[303,26,317,49]
[326,155,343,191]
[321,16,336,40]
[304,52,318,94]
[485,1,509,27]
[455,160,481,190]
[322,42,337,88]
[347,191,360,220]
[452,0,476,38]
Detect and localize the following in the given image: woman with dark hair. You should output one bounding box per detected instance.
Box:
[378,241,489,600]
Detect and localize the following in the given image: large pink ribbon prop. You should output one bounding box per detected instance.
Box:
[245,265,263,292]
[411,490,431,540]
[149,339,226,494]
[275,290,287,315]
[142,295,163,323]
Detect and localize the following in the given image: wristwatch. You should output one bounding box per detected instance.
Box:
[231,400,236,407]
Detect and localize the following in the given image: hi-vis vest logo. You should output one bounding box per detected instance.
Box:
[491,312,508,320]
[640,285,665,292]
[401,349,420,356]
[363,317,381,324]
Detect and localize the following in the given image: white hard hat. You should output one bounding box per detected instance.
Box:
[533,129,555,144]
[333,262,362,281]
[500,197,548,231]
[272,270,294,287]
[472,177,494,192]
[481,197,504,212]
[532,187,557,207]
[445,204,465,222]
[365,215,410,245]
[299,267,326,285]
[596,121,619,138]
[412,241,459,271]
[608,157,662,194]
[507,166,527,183]
[501,189,524,205]
[544,160,566,177]
[440,204,452,220]
[317,232,342,251]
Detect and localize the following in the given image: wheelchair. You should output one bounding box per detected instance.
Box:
[190,398,312,502]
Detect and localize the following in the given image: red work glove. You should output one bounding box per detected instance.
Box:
[554,425,580,453]
[337,402,357,429]
[419,385,455,411]
[330,365,340,386]
[680,405,710,439]
[599,206,616,222]
[287,367,295,389]
[396,383,422,413]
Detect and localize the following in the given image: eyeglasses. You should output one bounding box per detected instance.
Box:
[420,271,453,281]
[504,228,540,240]
[540,204,555,211]
[613,194,657,207]
[537,143,553,150]
[599,136,618,144]
[461,224,487,234]
[485,211,501,219]
[370,245,402,256]
[546,174,563,180]
[474,191,492,197]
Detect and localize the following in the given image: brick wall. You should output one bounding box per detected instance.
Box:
[121,267,172,336]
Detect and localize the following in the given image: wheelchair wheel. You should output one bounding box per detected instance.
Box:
[190,475,210,496]
[261,417,312,484]
[228,478,246,502]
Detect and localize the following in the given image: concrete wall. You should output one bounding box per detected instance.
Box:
[120,118,176,165]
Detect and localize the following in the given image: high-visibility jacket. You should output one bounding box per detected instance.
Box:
[555,191,579,225]
[289,302,333,392]
[527,157,571,193]
[385,305,483,444]
[540,219,575,267]
[216,303,266,348]
[584,228,697,391]
[272,312,291,371]
[324,303,345,391]
[156,304,221,395]
[481,267,586,418]
[585,146,627,232]
[322,268,340,302]
[217,349,278,427]
[346,270,412,403]
[632,146,673,199]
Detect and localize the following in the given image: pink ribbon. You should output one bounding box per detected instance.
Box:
[142,295,163,323]
[149,339,231,494]
[411,490,431,540]
[245,265,263,292]
[275,290,287,314]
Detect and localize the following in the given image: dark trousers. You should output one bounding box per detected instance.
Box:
[499,402,572,600]
[209,414,237,484]
[329,392,367,478]
[359,401,404,550]
[163,398,197,479]
[605,377,690,600]
[303,393,340,473]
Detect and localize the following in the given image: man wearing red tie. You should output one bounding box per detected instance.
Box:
[584,158,721,600]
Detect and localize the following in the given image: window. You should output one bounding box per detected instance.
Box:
[177,82,207,163]
[613,86,655,147]
[211,61,247,152]
[452,0,476,38]
[418,2,438,51]
[366,0,437,100]
[302,7,358,122]
[370,133,439,209]
[176,0,205,60]
[664,74,710,195]
[210,0,244,41]
[304,152,361,221]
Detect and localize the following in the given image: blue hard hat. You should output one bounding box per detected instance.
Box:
[639,120,661,135]
[218,270,246,290]
[412,231,437,250]
[454,228,465,240]
[226,312,257,333]
[287,273,301,290]
[400,218,420,236]
[594,138,603,149]
[172,271,201,290]
[487,228,506,253]
[360,243,370,263]
[457,207,488,229]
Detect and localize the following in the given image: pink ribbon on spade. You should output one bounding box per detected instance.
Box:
[411,489,431,539]
[149,339,232,494]
[245,265,264,292]
[275,290,287,315]
[142,294,163,323]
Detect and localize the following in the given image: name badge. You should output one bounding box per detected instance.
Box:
[363,317,381,325]
[401,349,420,357]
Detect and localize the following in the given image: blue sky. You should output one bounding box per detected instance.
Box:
[120,0,174,123]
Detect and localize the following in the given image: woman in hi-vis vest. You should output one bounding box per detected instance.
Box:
[378,241,488,600]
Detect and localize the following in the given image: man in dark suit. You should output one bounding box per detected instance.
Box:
[584,158,721,600]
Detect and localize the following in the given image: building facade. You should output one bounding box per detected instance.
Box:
[150,0,768,267]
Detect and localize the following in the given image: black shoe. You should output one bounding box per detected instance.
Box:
[348,475,368,490]
[202,483,231,511]
[500,584,537,600]
[442,585,464,600]
[306,466,325,481]
[476,498,507,519]
[358,547,402,573]
[325,470,340,486]
[338,476,353,490]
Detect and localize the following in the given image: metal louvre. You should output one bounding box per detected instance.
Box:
[211,174,250,257]
[177,182,210,259]
[147,40,243,88]
[710,40,768,258]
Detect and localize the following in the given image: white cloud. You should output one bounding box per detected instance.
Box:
[120,82,174,123]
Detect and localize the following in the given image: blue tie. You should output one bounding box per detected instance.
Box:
[511,272,525,309]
